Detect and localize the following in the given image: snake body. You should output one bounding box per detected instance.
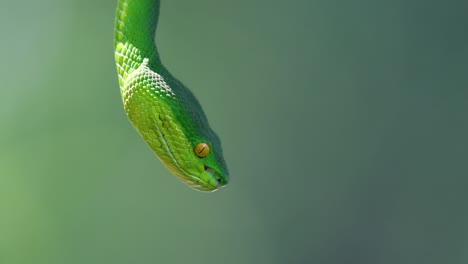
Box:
[114,0,229,191]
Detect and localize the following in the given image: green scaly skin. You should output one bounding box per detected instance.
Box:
[114,0,229,191]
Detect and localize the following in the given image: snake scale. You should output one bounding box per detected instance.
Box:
[114,0,229,192]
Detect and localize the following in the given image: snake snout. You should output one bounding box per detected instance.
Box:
[204,165,227,188]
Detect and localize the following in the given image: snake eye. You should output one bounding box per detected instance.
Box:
[194,143,210,158]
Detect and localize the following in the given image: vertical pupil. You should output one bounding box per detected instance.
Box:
[195,143,210,157]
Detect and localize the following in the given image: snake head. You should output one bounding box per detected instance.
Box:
[133,110,229,192]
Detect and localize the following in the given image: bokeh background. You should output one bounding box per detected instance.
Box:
[1,0,468,263]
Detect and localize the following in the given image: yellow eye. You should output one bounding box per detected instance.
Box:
[194,143,210,158]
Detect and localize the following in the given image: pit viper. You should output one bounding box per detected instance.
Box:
[114,0,229,191]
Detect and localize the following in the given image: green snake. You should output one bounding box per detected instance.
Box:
[114,0,229,191]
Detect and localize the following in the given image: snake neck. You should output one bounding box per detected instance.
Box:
[115,0,161,87]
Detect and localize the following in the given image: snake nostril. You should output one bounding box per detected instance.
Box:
[216,178,222,184]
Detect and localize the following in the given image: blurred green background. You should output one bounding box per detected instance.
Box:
[1,0,468,263]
